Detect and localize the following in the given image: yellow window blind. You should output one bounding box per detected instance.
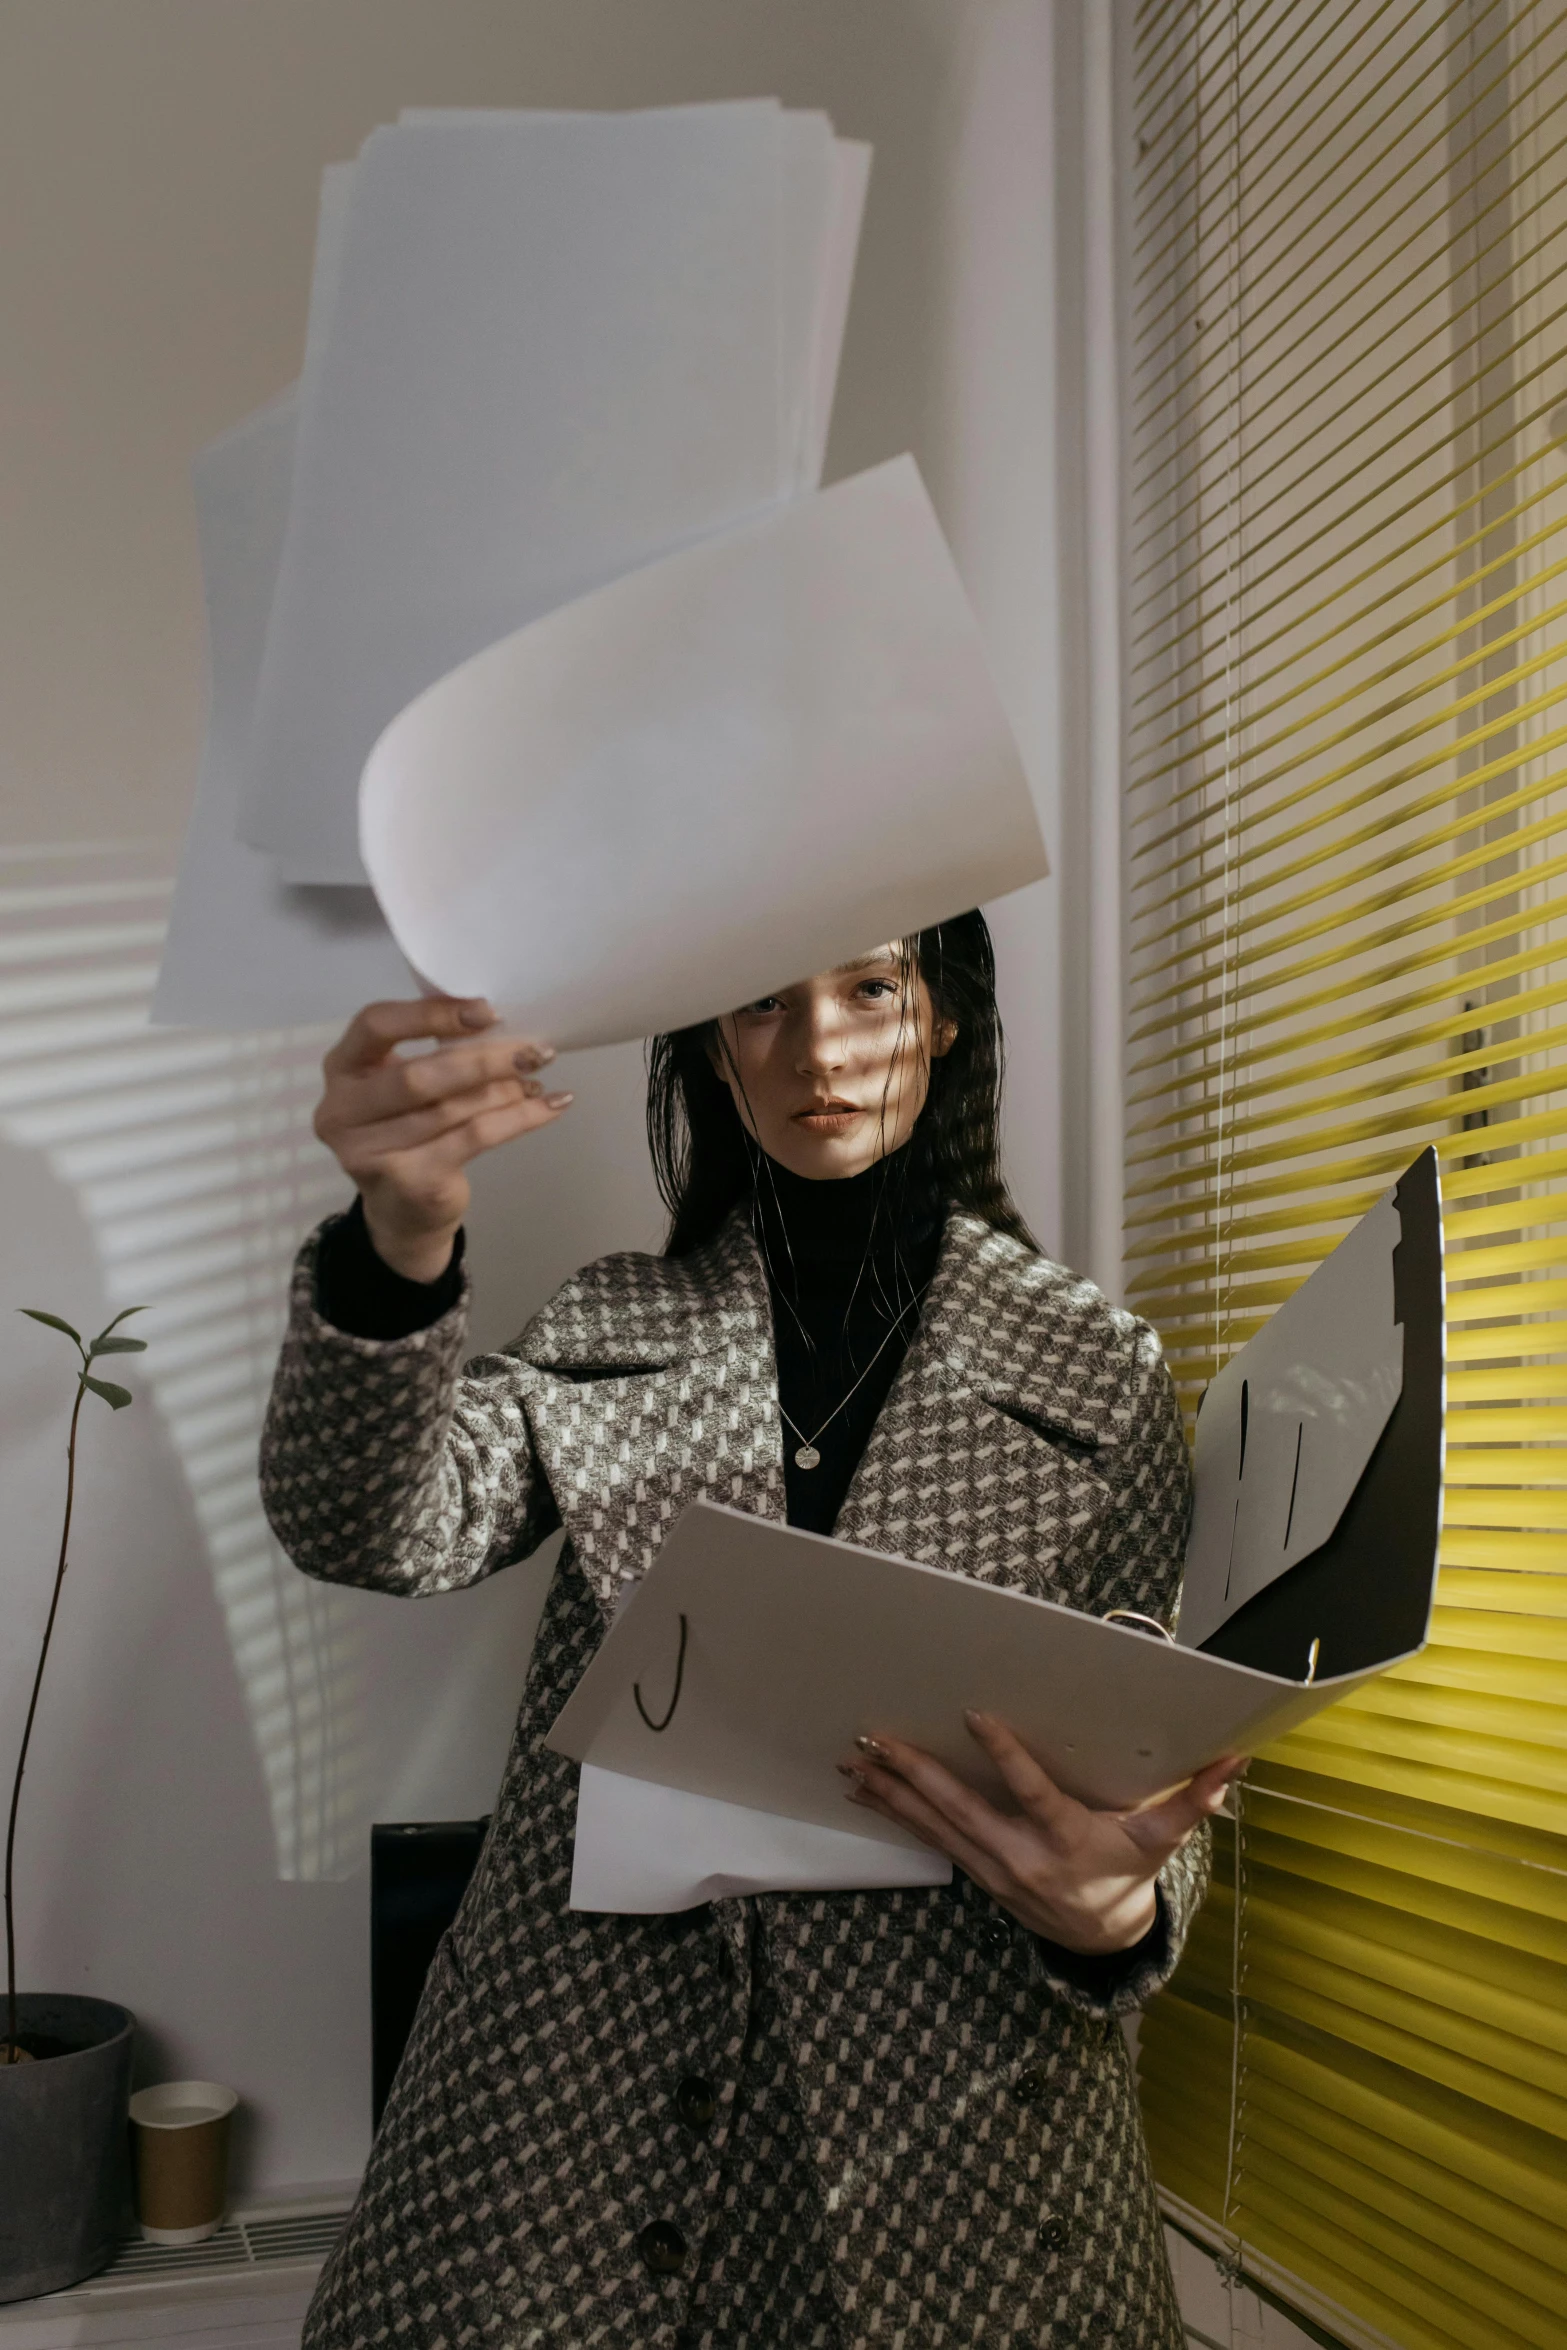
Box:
[1124,5,1567,2348]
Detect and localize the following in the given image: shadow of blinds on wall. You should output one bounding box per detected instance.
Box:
[1125,4,1567,2348]
[0,843,360,1880]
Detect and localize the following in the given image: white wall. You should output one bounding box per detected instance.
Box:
[0,0,1070,2195]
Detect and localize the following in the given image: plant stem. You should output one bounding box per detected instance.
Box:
[4,1372,86,2063]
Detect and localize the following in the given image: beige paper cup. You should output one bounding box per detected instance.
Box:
[129,2080,238,2244]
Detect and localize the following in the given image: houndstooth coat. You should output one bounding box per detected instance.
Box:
[260,1208,1202,2349]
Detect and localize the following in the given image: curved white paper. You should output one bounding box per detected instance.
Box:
[358,456,1046,1049]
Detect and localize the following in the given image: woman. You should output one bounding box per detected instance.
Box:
[261,913,1235,2350]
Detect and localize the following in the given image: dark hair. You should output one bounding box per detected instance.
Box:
[645,909,1037,1257]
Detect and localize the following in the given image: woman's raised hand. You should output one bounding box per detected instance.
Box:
[314,998,573,1282]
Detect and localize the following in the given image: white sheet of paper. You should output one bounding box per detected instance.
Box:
[1176,1188,1406,1650]
[804,141,872,486]
[239,104,790,881]
[152,392,411,1028]
[359,455,1046,1048]
[301,162,355,391]
[389,105,849,500]
[570,1763,949,1912]
[777,110,837,494]
[546,1501,1407,1831]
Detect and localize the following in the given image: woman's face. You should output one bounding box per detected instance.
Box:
[709,945,953,1181]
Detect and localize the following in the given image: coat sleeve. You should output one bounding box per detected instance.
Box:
[1029,1311,1210,2017]
[259,1221,560,1596]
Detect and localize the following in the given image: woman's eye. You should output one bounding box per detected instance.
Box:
[857,979,899,1001]
[745,996,783,1015]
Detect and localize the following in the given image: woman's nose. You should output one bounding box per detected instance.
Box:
[794,1001,848,1073]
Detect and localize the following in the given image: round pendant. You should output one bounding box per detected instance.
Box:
[794,1444,822,1470]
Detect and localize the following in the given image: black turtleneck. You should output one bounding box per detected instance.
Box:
[751,1149,944,1533]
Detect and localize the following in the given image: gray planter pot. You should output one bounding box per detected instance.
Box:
[0,1994,135,2302]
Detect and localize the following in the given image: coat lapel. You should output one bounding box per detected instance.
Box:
[519,1217,785,1616]
[832,1214,1129,1606]
[519,1208,1139,1618]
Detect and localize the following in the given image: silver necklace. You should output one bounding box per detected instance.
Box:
[777,1302,916,1470]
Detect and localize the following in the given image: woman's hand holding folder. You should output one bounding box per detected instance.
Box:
[840,1713,1245,1956]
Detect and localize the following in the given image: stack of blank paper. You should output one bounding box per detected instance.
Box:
[155,104,1045,1041]
[155,102,869,1027]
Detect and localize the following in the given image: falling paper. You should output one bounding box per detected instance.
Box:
[359,455,1046,1049]
[154,162,411,1026]
[152,392,411,1028]
[239,104,792,883]
[158,102,885,1026]
[802,139,872,487]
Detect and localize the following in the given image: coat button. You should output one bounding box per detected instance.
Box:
[674,2074,717,2131]
[1039,2214,1070,2253]
[638,2220,688,2276]
[979,1915,1012,1953]
[1014,2064,1048,2104]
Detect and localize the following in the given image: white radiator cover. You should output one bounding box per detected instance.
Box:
[0,2198,349,2350]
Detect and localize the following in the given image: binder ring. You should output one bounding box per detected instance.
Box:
[1102,1609,1175,1644]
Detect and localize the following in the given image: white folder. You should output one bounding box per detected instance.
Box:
[550,1152,1444,1908]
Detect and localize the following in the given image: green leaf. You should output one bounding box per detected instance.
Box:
[91,1306,147,1344]
[19,1309,82,1344]
[83,1375,133,1410]
[89,1335,148,1357]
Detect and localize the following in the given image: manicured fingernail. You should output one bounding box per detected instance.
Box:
[964,1708,987,1730]
[514,1043,556,1069]
[459,1000,495,1028]
[545,1090,574,1109]
[836,1763,864,1783]
[843,1785,868,1805]
[521,1078,542,1098]
[855,1735,888,1762]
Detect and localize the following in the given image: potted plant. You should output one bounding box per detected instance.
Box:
[0,1306,145,2301]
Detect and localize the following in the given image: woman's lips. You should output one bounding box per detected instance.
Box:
[793,1101,860,1129]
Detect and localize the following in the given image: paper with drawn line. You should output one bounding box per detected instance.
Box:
[358,455,1048,1050]
[547,1500,1399,1840]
